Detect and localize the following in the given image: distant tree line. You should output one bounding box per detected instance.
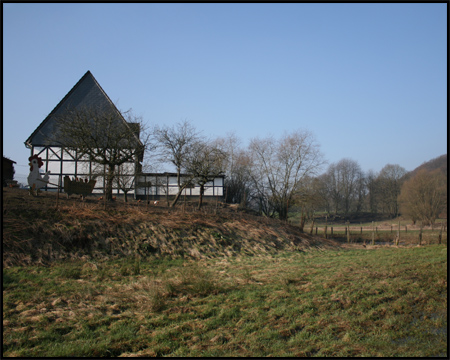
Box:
[151,121,446,225]
[53,108,446,225]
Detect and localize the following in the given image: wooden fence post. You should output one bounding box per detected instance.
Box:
[419,223,423,245]
[330,227,333,239]
[438,223,443,245]
[56,185,60,209]
[347,222,350,244]
[324,225,327,239]
[372,221,375,245]
[396,221,400,245]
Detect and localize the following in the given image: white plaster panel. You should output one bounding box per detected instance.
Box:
[63,161,76,174]
[47,161,61,173]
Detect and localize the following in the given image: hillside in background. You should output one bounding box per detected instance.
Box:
[2,187,339,267]
[409,154,447,177]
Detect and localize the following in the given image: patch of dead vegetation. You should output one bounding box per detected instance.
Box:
[3,187,341,267]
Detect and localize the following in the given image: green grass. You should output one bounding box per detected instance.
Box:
[3,246,447,357]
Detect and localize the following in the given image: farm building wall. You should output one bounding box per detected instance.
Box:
[24,71,140,196]
[135,173,224,200]
[29,145,137,194]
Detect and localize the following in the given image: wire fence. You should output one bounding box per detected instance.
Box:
[309,222,447,246]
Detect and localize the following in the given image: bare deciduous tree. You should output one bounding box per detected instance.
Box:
[115,162,136,202]
[153,120,201,207]
[321,164,343,215]
[224,150,254,207]
[321,158,364,215]
[248,130,324,221]
[314,173,333,215]
[376,164,407,218]
[335,158,363,215]
[184,140,227,209]
[365,169,380,214]
[50,106,150,201]
[216,133,254,207]
[398,169,447,226]
[291,176,324,231]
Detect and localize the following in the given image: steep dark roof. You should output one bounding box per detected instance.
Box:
[24,71,138,147]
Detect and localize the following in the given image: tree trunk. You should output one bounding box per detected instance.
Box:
[309,214,314,234]
[170,183,188,208]
[198,184,205,210]
[278,200,288,221]
[105,164,115,201]
[299,209,306,231]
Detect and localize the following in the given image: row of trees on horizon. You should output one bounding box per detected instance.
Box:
[148,120,447,226]
[49,107,447,226]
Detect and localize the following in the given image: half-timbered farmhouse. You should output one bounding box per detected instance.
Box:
[24,71,225,200]
[24,71,140,195]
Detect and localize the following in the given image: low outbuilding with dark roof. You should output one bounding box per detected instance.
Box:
[2,156,17,187]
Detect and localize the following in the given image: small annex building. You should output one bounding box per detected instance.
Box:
[24,71,225,200]
[135,172,224,201]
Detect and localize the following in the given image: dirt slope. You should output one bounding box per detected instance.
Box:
[2,188,339,267]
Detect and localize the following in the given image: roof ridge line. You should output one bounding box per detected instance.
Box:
[24,71,139,148]
[25,70,94,147]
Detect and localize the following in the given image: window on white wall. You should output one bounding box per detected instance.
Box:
[63,161,76,174]
[63,149,76,160]
[168,176,177,185]
[79,153,90,161]
[33,147,46,158]
[90,163,105,178]
[158,185,168,195]
[47,161,61,173]
[77,162,90,175]
[48,147,61,160]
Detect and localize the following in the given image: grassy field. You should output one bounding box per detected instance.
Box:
[3,245,447,357]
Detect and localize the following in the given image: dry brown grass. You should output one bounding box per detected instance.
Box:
[3,187,340,267]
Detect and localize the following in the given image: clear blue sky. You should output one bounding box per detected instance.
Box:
[3,3,447,184]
